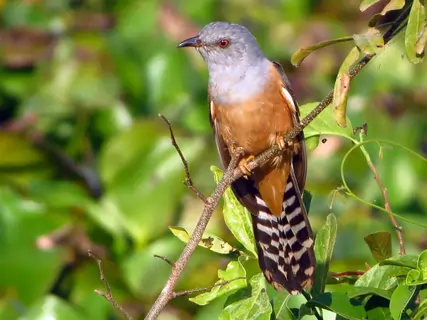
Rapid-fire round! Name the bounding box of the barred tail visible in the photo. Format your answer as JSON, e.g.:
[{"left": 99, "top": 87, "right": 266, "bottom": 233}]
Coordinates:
[{"left": 252, "top": 174, "right": 315, "bottom": 294}]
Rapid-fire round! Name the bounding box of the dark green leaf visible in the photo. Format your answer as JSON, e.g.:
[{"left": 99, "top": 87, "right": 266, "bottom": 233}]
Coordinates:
[
  {"left": 190, "top": 258, "right": 247, "bottom": 305},
  {"left": 389, "top": 284, "right": 417, "bottom": 320},
  {"left": 347, "top": 286, "right": 392, "bottom": 300},
  {"left": 312, "top": 213, "right": 337, "bottom": 295},
  {"left": 367, "top": 306, "right": 392, "bottom": 320},
  {"left": 211, "top": 166, "right": 257, "bottom": 257},
  {"left": 307, "top": 292, "right": 366, "bottom": 320},
  {"left": 220, "top": 273, "right": 272, "bottom": 320},
  {"left": 405, "top": 0, "right": 425, "bottom": 64},
  {"left": 364, "top": 232, "right": 392, "bottom": 262}
]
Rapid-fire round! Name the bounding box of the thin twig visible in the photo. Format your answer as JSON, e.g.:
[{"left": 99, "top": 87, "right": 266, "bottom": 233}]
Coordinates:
[
  {"left": 154, "top": 254, "right": 176, "bottom": 267},
  {"left": 330, "top": 270, "right": 365, "bottom": 278},
  {"left": 367, "top": 161, "right": 406, "bottom": 255},
  {"left": 88, "top": 251, "right": 134, "bottom": 320},
  {"left": 158, "top": 114, "right": 207, "bottom": 202},
  {"left": 145, "top": 9, "right": 411, "bottom": 319},
  {"left": 173, "top": 277, "right": 246, "bottom": 298}
]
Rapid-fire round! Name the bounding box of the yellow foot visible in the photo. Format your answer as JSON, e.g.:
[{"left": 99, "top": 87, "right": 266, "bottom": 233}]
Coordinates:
[
  {"left": 238, "top": 155, "right": 255, "bottom": 177},
  {"left": 276, "top": 136, "right": 297, "bottom": 153}
]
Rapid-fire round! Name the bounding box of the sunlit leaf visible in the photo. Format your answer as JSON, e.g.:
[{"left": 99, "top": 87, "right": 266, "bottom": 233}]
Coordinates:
[
  {"left": 20, "top": 295, "right": 84, "bottom": 320},
  {"left": 211, "top": 166, "right": 257, "bottom": 257},
  {"left": 353, "top": 28, "right": 385, "bottom": 54},
  {"left": 312, "top": 213, "right": 337, "bottom": 296},
  {"left": 418, "top": 249, "right": 427, "bottom": 279},
  {"left": 379, "top": 255, "right": 418, "bottom": 269},
  {"left": 412, "top": 298, "right": 427, "bottom": 319},
  {"left": 360, "top": 0, "right": 383, "bottom": 12},
  {"left": 169, "top": 226, "right": 237, "bottom": 254},
  {"left": 405, "top": 249, "right": 427, "bottom": 286},
  {"left": 299, "top": 102, "right": 354, "bottom": 140},
  {"left": 414, "top": 23, "right": 427, "bottom": 55},
  {"left": 333, "top": 46, "right": 360, "bottom": 127},
  {"left": 389, "top": 284, "right": 417, "bottom": 320},
  {"left": 291, "top": 37, "right": 353, "bottom": 67},
  {"left": 307, "top": 292, "right": 366, "bottom": 320},
  {"left": 355, "top": 264, "right": 398, "bottom": 290},
  {"left": 405, "top": 0, "right": 425, "bottom": 64},
  {"left": 219, "top": 273, "right": 272, "bottom": 320},
  {"left": 190, "top": 257, "right": 247, "bottom": 305},
  {"left": 364, "top": 231, "right": 392, "bottom": 262}
]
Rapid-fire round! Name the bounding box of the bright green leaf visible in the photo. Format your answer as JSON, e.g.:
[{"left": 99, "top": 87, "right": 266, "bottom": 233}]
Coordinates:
[
  {"left": 169, "top": 226, "right": 237, "bottom": 254},
  {"left": 414, "top": 23, "right": 427, "bottom": 55},
  {"left": 379, "top": 255, "right": 418, "bottom": 269},
  {"left": 307, "top": 292, "right": 366, "bottom": 320},
  {"left": 299, "top": 102, "right": 354, "bottom": 141},
  {"left": 405, "top": 0, "right": 425, "bottom": 64},
  {"left": 333, "top": 46, "right": 360, "bottom": 127},
  {"left": 312, "top": 213, "right": 337, "bottom": 296},
  {"left": 418, "top": 249, "right": 427, "bottom": 279},
  {"left": 291, "top": 37, "right": 353, "bottom": 67},
  {"left": 211, "top": 166, "right": 257, "bottom": 257},
  {"left": 190, "top": 257, "right": 247, "bottom": 305},
  {"left": 364, "top": 231, "right": 392, "bottom": 262},
  {"left": 219, "top": 273, "right": 272, "bottom": 320},
  {"left": 412, "top": 297, "right": 427, "bottom": 319},
  {"left": 270, "top": 293, "right": 295, "bottom": 320},
  {"left": 406, "top": 269, "right": 424, "bottom": 285},
  {"left": 19, "top": 295, "right": 84, "bottom": 320},
  {"left": 355, "top": 264, "right": 398, "bottom": 290},
  {"left": 390, "top": 284, "right": 417, "bottom": 320}
]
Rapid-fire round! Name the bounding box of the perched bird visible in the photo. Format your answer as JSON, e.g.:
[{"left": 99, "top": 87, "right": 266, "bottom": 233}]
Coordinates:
[{"left": 178, "top": 22, "right": 315, "bottom": 294}]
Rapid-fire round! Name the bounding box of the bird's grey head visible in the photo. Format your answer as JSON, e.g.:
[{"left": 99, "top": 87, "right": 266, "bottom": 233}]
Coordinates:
[{"left": 178, "top": 22, "right": 266, "bottom": 69}]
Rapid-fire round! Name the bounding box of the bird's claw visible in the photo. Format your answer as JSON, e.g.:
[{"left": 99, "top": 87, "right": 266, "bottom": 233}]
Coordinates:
[{"left": 238, "top": 155, "right": 255, "bottom": 178}]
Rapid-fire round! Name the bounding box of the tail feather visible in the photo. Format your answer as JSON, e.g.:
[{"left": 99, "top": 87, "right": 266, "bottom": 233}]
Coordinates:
[{"left": 252, "top": 173, "right": 315, "bottom": 294}]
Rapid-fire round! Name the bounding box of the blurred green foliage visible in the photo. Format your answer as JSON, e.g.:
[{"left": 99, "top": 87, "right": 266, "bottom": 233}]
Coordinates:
[{"left": 0, "top": 0, "right": 426, "bottom": 319}]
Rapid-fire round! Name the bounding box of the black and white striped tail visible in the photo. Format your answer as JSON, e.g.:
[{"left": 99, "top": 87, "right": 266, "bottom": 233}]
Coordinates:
[{"left": 252, "top": 174, "right": 315, "bottom": 294}]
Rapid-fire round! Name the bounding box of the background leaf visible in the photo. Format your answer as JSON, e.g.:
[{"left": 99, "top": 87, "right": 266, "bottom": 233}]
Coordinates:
[
  {"left": 364, "top": 231, "right": 392, "bottom": 262},
  {"left": 312, "top": 213, "right": 337, "bottom": 296}
]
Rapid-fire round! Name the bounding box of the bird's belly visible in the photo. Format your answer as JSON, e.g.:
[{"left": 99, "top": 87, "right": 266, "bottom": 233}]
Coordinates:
[{"left": 216, "top": 101, "right": 292, "bottom": 156}]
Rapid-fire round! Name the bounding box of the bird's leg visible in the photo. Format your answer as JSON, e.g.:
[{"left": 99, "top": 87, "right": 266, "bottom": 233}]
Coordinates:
[
  {"left": 276, "top": 135, "right": 299, "bottom": 154},
  {"left": 238, "top": 155, "right": 255, "bottom": 177}
]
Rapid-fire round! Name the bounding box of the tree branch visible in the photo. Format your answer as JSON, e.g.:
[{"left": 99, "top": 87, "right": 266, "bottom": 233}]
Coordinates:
[
  {"left": 158, "top": 113, "right": 207, "bottom": 202},
  {"left": 88, "top": 251, "right": 134, "bottom": 320},
  {"left": 145, "top": 8, "right": 411, "bottom": 319}
]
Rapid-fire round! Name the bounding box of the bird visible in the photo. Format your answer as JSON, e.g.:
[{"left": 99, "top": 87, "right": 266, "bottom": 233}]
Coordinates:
[{"left": 178, "top": 22, "right": 315, "bottom": 295}]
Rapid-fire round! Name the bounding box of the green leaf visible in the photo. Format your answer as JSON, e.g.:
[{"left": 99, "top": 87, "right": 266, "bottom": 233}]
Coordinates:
[
  {"left": 389, "top": 284, "right": 417, "bottom": 320},
  {"left": 20, "top": 295, "right": 84, "bottom": 320},
  {"left": 189, "top": 258, "right": 247, "bottom": 305},
  {"left": 347, "top": 286, "right": 392, "bottom": 300},
  {"left": 306, "top": 292, "right": 367, "bottom": 320},
  {"left": 299, "top": 102, "right": 354, "bottom": 141},
  {"left": 169, "top": 226, "right": 237, "bottom": 254},
  {"left": 291, "top": 37, "right": 353, "bottom": 67},
  {"left": 353, "top": 28, "right": 385, "bottom": 54},
  {"left": 355, "top": 264, "right": 398, "bottom": 290},
  {"left": 367, "top": 306, "right": 392, "bottom": 320},
  {"left": 270, "top": 293, "right": 295, "bottom": 320},
  {"left": 418, "top": 249, "right": 427, "bottom": 279},
  {"left": 312, "top": 213, "right": 337, "bottom": 295},
  {"left": 405, "top": 0, "right": 425, "bottom": 64},
  {"left": 364, "top": 231, "right": 392, "bottom": 262},
  {"left": 211, "top": 166, "right": 257, "bottom": 257},
  {"left": 219, "top": 273, "right": 272, "bottom": 320},
  {"left": 379, "top": 255, "right": 418, "bottom": 269},
  {"left": 414, "top": 23, "right": 427, "bottom": 56},
  {"left": 333, "top": 46, "right": 360, "bottom": 127},
  {"left": 405, "top": 250, "right": 427, "bottom": 286},
  {"left": 412, "top": 297, "right": 427, "bottom": 319}
]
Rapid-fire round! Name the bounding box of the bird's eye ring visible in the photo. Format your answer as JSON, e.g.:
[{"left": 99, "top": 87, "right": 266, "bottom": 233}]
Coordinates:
[{"left": 217, "top": 39, "right": 229, "bottom": 48}]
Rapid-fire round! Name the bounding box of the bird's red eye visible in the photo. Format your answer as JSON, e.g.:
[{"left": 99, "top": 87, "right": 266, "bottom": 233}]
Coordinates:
[{"left": 217, "top": 39, "right": 229, "bottom": 48}]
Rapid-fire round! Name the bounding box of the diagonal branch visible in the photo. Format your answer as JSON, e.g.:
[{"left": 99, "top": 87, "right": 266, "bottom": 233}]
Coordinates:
[{"left": 143, "top": 7, "right": 411, "bottom": 319}]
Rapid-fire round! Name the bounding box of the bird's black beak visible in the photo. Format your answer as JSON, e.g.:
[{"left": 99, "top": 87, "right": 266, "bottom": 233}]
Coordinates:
[{"left": 178, "top": 36, "right": 202, "bottom": 48}]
